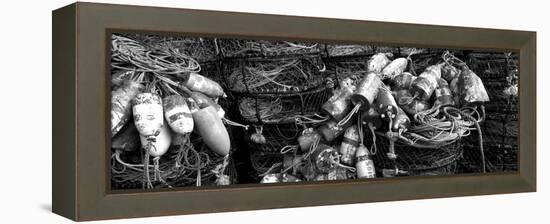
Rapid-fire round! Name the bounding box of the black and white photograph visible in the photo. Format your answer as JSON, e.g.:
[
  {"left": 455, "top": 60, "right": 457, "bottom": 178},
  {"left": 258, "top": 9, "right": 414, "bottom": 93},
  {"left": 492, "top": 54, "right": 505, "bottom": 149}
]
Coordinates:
[{"left": 109, "top": 33, "right": 519, "bottom": 190}]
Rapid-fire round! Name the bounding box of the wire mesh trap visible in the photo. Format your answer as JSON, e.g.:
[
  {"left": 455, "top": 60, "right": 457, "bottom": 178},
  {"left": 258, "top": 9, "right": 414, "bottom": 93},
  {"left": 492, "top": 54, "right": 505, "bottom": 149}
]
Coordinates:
[
  {"left": 367, "top": 132, "right": 463, "bottom": 174},
  {"left": 223, "top": 56, "right": 328, "bottom": 94},
  {"left": 235, "top": 85, "right": 332, "bottom": 124},
  {"left": 217, "top": 39, "right": 321, "bottom": 58}
]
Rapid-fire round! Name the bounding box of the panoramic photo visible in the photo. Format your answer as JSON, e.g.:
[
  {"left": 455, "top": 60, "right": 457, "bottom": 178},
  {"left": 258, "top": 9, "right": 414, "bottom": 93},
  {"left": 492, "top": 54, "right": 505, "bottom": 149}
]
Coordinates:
[{"left": 109, "top": 33, "right": 518, "bottom": 190}]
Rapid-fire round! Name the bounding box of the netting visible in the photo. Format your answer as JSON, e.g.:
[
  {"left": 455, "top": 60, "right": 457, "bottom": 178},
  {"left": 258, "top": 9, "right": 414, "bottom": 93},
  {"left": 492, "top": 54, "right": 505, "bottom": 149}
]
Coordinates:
[
  {"left": 235, "top": 86, "right": 332, "bottom": 124},
  {"left": 111, "top": 131, "right": 238, "bottom": 189},
  {"left": 223, "top": 56, "right": 327, "bottom": 94},
  {"left": 218, "top": 39, "right": 321, "bottom": 58},
  {"left": 245, "top": 122, "right": 302, "bottom": 153},
  {"left": 367, "top": 132, "right": 463, "bottom": 173}
]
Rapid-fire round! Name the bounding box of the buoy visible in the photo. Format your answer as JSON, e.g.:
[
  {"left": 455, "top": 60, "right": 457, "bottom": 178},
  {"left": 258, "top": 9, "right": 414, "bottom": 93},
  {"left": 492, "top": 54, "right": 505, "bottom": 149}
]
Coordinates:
[
  {"left": 339, "top": 125, "right": 360, "bottom": 165},
  {"left": 317, "top": 119, "right": 350, "bottom": 142},
  {"left": 410, "top": 64, "right": 443, "bottom": 101},
  {"left": 355, "top": 145, "right": 376, "bottom": 179},
  {"left": 314, "top": 167, "right": 349, "bottom": 181},
  {"left": 368, "top": 53, "right": 392, "bottom": 73},
  {"left": 376, "top": 86, "right": 398, "bottom": 122},
  {"left": 441, "top": 63, "right": 460, "bottom": 82},
  {"left": 381, "top": 57, "right": 408, "bottom": 80},
  {"left": 111, "top": 81, "right": 144, "bottom": 136},
  {"left": 392, "top": 106, "right": 410, "bottom": 132},
  {"left": 139, "top": 122, "right": 172, "bottom": 157},
  {"left": 132, "top": 93, "right": 164, "bottom": 138},
  {"left": 297, "top": 128, "right": 322, "bottom": 152},
  {"left": 393, "top": 89, "right": 430, "bottom": 116},
  {"left": 434, "top": 79, "right": 455, "bottom": 107},
  {"left": 351, "top": 72, "right": 383, "bottom": 111},
  {"left": 163, "top": 95, "right": 194, "bottom": 135},
  {"left": 457, "top": 67, "right": 490, "bottom": 106},
  {"left": 192, "top": 106, "right": 231, "bottom": 156},
  {"left": 179, "top": 72, "right": 225, "bottom": 98},
  {"left": 361, "top": 107, "right": 383, "bottom": 130},
  {"left": 311, "top": 144, "right": 340, "bottom": 174},
  {"left": 390, "top": 72, "right": 416, "bottom": 90},
  {"left": 189, "top": 91, "right": 225, "bottom": 118},
  {"left": 320, "top": 78, "right": 355, "bottom": 121}
]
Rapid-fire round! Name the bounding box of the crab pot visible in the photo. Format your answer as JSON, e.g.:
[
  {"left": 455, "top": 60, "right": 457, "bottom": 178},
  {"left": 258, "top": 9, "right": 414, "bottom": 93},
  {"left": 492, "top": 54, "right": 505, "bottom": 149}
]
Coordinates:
[
  {"left": 410, "top": 64, "right": 442, "bottom": 101},
  {"left": 311, "top": 144, "right": 340, "bottom": 174},
  {"left": 297, "top": 128, "right": 322, "bottom": 152},
  {"left": 339, "top": 125, "right": 360, "bottom": 165},
  {"left": 163, "top": 95, "right": 194, "bottom": 135},
  {"left": 434, "top": 79, "right": 455, "bottom": 107},
  {"left": 355, "top": 145, "right": 376, "bottom": 179},
  {"left": 179, "top": 72, "right": 225, "bottom": 98},
  {"left": 392, "top": 106, "right": 410, "bottom": 132},
  {"left": 192, "top": 106, "right": 231, "bottom": 156},
  {"left": 390, "top": 72, "right": 416, "bottom": 90},
  {"left": 317, "top": 119, "right": 351, "bottom": 142},
  {"left": 351, "top": 72, "right": 383, "bottom": 111},
  {"left": 457, "top": 67, "right": 490, "bottom": 106},
  {"left": 361, "top": 107, "right": 384, "bottom": 130},
  {"left": 139, "top": 122, "right": 172, "bottom": 157},
  {"left": 320, "top": 82, "right": 354, "bottom": 121},
  {"left": 132, "top": 93, "right": 164, "bottom": 138},
  {"left": 376, "top": 87, "right": 398, "bottom": 121}
]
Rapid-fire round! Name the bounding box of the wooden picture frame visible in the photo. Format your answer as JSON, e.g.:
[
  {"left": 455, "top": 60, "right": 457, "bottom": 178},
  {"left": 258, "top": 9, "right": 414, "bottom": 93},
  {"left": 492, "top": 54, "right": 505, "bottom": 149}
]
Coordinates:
[{"left": 52, "top": 2, "right": 536, "bottom": 221}]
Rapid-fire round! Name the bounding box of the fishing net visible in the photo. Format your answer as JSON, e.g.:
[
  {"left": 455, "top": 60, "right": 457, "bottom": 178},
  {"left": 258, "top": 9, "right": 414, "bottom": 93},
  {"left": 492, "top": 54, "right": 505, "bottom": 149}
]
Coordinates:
[
  {"left": 235, "top": 85, "right": 332, "bottom": 124},
  {"left": 111, "top": 129, "right": 238, "bottom": 190},
  {"left": 245, "top": 122, "right": 302, "bottom": 153},
  {"left": 324, "top": 44, "right": 375, "bottom": 57},
  {"left": 224, "top": 56, "right": 327, "bottom": 94},
  {"left": 249, "top": 151, "right": 284, "bottom": 180},
  {"left": 367, "top": 134, "right": 463, "bottom": 174},
  {"left": 467, "top": 52, "right": 519, "bottom": 113},
  {"left": 218, "top": 39, "right": 321, "bottom": 58}
]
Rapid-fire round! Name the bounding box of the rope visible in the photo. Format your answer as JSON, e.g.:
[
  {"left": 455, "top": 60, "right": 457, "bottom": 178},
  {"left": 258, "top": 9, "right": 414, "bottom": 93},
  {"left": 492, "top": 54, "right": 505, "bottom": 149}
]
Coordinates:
[{"left": 337, "top": 104, "right": 361, "bottom": 127}]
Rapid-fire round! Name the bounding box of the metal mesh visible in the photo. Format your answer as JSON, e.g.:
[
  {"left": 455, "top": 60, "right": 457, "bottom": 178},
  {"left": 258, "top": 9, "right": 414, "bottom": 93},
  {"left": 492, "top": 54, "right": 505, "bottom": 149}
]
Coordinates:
[
  {"left": 245, "top": 122, "right": 302, "bottom": 153},
  {"left": 235, "top": 86, "right": 332, "bottom": 124},
  {"left": 223, "top": 56, "right": 327, "bottom": 94},
  {"left": 366, "top": 132, "right": 463, "bottom": 172},
  {"left": 218, "top": 39, "right": 321, "bottom": 58},
  {"left": 122, "top": 33, "right": 219, "bottom": 63}
]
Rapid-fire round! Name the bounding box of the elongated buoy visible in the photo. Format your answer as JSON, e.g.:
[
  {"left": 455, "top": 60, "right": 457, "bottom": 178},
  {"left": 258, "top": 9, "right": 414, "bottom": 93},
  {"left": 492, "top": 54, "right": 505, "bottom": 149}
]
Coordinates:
[
  {"left": 434, "top": 79, "right": 455, "bottom": 107},
  {"left": 132, "top": 93, "right": 164, "bottom": 138},
  {"left": 368, "top": 53, "right": 392, "bottom": 73},
  {"left": 391, "top": 72, "right": 416, "bottom": 90},
  {"left": 190, "top": 91, "right": 225, "bottom": 118},
  {"left": 361, "top": 107, "right": 383, "bottom": 131},
  {"left": 355, "top": 145, "right": 376, "bottom": 179},
  {"left": 457, "top": 67, "right": 490, "bottom": 106},
  {"left": 392, "top": 106, "right": 410, "bottom": 132},
  {"left": 192, "top": 106, "right": 231, "bottom": 156},
  {"left": 139, "top": 123, "right": 172, "bottom": 157},
  {"left": 381, "top": 57, "right": 408, "bottom": 80},
  {"left": 351, "top": 72, "right": 383, "bottom": 111},
  {"left": 179, "top": 72, "right": 225, "bottom": 98},
  {"left": 339, "top": 125, "right": 359, "bottom": 165},
  {"left": 410, "top": 64, "right": 443, "bottom": 101},
  {"left": 163, "top": 95, "right": 193, "bottom": 135},
  {"left": 376, "top": 86, "right": 398, "bottom": 122},
  {"left": 317, "top": 119, "right": 350, "bottom": 142},
  {"left": 320, "top": 78, "right": 355, "bottom": 121}
]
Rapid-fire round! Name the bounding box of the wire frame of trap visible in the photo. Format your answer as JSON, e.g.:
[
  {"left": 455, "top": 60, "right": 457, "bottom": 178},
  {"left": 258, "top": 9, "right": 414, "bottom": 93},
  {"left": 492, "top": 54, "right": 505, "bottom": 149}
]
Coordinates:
[
  {"left": 110, "top": 127, "right": 239, "bottom": 190},
  {"left": 121, "top": 33, "right": 220, "bottom": 63},
  {"left": 217, "top": 39, "right": 321, "bottom": 59},
  {"left": 365, "top": 132, "right": 464, "bottom": 175},
  {"left": 222, "top": 56, "right": 328, "bottom": 94}
]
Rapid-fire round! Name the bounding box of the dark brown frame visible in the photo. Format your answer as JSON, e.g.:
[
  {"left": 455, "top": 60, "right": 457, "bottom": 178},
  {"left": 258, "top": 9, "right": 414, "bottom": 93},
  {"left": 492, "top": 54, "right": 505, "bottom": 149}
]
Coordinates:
[{"left": 53, "top": 2, "right": 536, "bottom": 221}]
